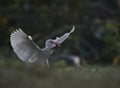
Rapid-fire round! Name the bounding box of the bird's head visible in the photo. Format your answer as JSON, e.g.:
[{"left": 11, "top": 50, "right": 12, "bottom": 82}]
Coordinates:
[{"left": 45, "top": 39, "right": 60, "bottom": 49}]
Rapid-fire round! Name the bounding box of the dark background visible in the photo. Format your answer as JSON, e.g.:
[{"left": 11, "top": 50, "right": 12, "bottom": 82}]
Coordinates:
[
  {"left": 1, "top": 0, "right": 120, "bottom": 65},
  {"left": 0, "top": 0, "right": 120, "bottom": 88}
]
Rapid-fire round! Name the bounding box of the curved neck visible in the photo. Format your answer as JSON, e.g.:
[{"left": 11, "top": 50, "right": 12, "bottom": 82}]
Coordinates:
[{"left": 42, "top": 46, "right": 53, "bottom": 54}]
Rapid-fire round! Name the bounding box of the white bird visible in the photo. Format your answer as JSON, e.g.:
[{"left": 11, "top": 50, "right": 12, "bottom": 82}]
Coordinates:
[{"left": 10, "top": 26, "right": 75, "bottom": 68}]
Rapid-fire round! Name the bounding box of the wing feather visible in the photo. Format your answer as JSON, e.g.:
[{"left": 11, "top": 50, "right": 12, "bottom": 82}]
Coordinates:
[
  {"left": 54, "top": 26, "right": 75, "bottom": 44},
  {"left": 10, "top": 29, "right": 41, "bottom": 63}
]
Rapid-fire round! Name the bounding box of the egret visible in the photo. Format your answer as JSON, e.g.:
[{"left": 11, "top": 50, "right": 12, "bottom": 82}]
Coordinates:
[{"left": 10, "top": 26, "right": 75, "bottom": 68}]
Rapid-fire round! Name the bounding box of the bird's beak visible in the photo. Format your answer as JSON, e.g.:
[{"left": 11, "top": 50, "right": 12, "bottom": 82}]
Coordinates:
[
  {"left": 55, "top": 42, "right": 60, "bottom": 47},
  {"left": 51, "top": 40, "right": 60, "bottom": 47}
]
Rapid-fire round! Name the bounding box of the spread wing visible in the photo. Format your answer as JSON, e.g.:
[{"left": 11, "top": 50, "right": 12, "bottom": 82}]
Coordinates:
[
  {"left": 54, "top": 26, "right": 75, "bottom": 44},
  {"left": 10, "top": 28, "right": 42, "bottom": 63}
]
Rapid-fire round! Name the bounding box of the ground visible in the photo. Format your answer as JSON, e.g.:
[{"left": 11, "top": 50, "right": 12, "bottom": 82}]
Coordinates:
[{"left": 0, "top": 61, "right": 120, "bottom": 88}]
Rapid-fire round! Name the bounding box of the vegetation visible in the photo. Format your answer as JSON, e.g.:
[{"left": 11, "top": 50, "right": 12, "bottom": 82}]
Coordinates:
[
  {"left": 1, "top": 0, "right": 120, "bottom": 64},
  {"left": 0, "top": 61, "right": 120, "bottom": 88},
  {"left": 0, "top": 0, "right": 120, "bottom": 88}
]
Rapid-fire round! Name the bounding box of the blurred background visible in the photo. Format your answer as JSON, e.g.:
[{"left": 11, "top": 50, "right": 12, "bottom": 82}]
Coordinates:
[{"left": 0, "top": 0, "right": 120, "bottom": 88}]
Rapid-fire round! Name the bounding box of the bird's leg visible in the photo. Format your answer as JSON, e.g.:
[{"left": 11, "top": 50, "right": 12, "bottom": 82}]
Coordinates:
[{"left": 45, "top": 59, "right": 49, "bottom": 68}]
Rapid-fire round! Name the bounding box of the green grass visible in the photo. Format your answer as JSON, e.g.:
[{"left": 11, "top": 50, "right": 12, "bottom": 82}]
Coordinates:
[
  {"left": 0, "top": 65, "right": 120, "bottom": 88},
  {"left": 0, "top": 56, "right": 120, "bottom": 88}
]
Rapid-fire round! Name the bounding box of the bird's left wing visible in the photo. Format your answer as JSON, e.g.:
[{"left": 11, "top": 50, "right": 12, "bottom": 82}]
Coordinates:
[
  {"left": 10, "top": 29, "right": 42, "bottom": 63},
  {"left": 54, "top": 26, "right": 75, "bottom": 44}
]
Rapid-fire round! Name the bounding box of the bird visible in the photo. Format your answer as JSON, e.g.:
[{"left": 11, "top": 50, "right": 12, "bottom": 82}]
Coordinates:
[{"left": 10, "top": 26, "right": 75, "bottom": 68}]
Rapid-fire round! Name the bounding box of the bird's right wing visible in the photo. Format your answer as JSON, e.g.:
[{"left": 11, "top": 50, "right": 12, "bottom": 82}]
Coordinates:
[
  {"left": 54, "top": 26, "right": 75, "bottom": 44},
  {"left": 10, "top": 29, "right": 42, "bottom": 63}
]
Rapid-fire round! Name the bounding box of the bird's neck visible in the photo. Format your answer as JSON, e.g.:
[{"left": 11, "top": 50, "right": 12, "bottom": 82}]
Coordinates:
[{"left": 42, "top": 46, "right": 53, "bottom": 54}]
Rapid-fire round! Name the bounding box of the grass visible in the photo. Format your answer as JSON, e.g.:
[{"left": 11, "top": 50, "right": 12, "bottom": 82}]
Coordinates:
[
  {"left": 0, "top": 65, "right": 120, "bottom": 88},
  {"left": 0, "top": 55, "right": 120, "bottom": 88}
]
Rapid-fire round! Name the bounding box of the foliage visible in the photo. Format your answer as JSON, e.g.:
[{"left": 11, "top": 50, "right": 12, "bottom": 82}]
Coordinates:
[
  {"left": 0, "top": 62, "right": 120, "bottom": 88},
  {"left": 0, "top": 0, "right": 120, "bottom": 64}
]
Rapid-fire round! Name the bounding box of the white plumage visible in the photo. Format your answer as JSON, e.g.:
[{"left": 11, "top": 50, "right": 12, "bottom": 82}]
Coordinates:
[{"left": 10, "top": 26, "right": 75, "bottom": 67}]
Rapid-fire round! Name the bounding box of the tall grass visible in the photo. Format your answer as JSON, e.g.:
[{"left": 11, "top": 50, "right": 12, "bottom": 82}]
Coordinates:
[
  {"left": 0, "top": 66, "right": 120, "bottom": 88},
  {"left": 0, "top": 55, "right": 120, "bottom": 88}
]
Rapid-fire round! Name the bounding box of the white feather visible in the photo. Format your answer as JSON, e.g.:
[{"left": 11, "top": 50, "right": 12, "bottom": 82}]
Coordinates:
[{"left": 69, "top": 25, "right": 75, "bottom": 34}]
